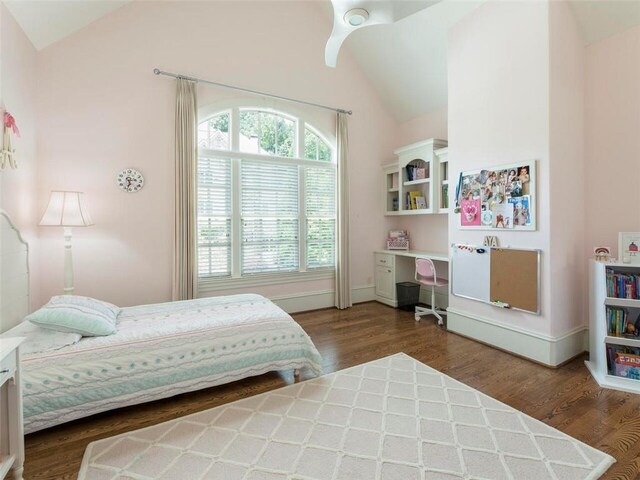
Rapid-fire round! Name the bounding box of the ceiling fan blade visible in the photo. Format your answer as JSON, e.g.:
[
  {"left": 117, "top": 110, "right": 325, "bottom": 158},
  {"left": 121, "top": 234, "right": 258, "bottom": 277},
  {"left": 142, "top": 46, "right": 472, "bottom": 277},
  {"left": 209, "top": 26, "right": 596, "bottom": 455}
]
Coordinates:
[
  {"left": 325, "top": 1, "right": 394, "bottom": 67},
  {"left": 325, "top": 23, "right": 351, "bottom": 68}
]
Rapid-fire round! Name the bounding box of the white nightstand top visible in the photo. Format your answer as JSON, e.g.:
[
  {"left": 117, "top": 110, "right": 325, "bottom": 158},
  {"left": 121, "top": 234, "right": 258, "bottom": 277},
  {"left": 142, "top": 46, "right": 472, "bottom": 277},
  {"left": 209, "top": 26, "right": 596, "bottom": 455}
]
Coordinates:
[{"left": 0, "top": 337, "right": 25, "bottom": 360}]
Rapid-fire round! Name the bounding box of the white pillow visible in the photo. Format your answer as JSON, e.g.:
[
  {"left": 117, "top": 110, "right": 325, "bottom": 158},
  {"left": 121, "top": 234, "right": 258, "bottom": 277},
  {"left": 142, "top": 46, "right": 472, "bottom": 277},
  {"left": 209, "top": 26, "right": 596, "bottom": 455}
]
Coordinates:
[{"left": 26, "top": 295, "right": 121, "bottom": 337}]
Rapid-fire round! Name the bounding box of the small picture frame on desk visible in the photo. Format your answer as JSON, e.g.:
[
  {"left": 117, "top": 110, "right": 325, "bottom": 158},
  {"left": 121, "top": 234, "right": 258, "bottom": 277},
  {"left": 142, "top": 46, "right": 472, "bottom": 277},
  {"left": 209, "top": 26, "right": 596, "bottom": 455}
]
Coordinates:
[{"left": 619, "top": 232, "right": 640, "bottom": 264}]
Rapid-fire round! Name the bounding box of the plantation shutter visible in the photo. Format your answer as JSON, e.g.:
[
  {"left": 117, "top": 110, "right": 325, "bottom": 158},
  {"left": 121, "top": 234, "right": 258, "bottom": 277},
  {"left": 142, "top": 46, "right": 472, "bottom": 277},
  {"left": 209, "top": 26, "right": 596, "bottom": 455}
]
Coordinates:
[
  {"left": 197, "top": 156, "right": 231, "bottom": 277},
  {"left": 306, "top": 167, "right": 336, "bottom": 269},
  {"left": 241, "top": 160, "right": 299, "bottom": 274}
]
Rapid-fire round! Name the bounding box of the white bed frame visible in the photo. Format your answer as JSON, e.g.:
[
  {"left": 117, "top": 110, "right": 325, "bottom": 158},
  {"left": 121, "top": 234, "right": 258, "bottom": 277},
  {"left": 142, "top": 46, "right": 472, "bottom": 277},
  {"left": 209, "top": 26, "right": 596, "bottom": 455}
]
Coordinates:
[{"left": 0, "top": 211, "right": 30, "bottom": 334}]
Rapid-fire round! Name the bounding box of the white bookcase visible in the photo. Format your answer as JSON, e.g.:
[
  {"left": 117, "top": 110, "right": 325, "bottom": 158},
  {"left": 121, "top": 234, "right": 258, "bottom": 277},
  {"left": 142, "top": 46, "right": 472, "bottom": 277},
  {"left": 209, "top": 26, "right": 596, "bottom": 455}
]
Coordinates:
[
  {"left": 435, "top": 147, "right": 449, "bottom": 214},
  {"left": 384, "top": 139, "right": 448, "bottom": 216},
  {"left": 586, "top": 259, "right": 640, "bottom": 394}
]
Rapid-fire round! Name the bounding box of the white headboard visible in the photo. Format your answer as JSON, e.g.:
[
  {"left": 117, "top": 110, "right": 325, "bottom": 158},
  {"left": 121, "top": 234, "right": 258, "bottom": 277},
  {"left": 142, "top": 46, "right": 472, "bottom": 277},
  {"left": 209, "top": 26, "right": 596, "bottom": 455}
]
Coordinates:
[{"left": 0, "top": 211, "right": 30, "bottom": 333}]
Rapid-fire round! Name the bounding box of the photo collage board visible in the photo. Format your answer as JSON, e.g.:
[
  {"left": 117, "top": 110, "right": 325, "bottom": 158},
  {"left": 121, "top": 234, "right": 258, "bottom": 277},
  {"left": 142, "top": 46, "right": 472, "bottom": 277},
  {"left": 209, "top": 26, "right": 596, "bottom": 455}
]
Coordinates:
[{"left": 458, "top": 161, "right": 536, "bottom": 230}]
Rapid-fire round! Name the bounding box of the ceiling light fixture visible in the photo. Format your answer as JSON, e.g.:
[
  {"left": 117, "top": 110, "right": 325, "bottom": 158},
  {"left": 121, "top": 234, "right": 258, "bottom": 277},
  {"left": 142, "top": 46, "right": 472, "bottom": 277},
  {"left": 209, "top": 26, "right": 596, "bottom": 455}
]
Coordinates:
[{"left": 344, "top": 8, "right": 369, "bottom": 27}]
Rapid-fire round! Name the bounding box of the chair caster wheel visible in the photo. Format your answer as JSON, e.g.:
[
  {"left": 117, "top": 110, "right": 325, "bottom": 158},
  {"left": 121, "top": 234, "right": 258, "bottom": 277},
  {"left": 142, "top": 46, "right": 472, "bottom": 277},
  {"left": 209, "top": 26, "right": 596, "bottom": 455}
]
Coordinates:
[{"left": 415, "top": 315, "right": 421, "bottom": 321}]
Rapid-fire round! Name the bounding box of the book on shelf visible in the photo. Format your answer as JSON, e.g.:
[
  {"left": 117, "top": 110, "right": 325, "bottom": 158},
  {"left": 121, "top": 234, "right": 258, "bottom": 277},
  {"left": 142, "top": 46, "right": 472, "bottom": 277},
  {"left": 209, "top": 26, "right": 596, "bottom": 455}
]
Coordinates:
[
  {"left": 406, "top": 165, "right": 415, "bottom": 182},
  {"left": 442, "top": 184, "right": 449, "bottom": 209},
  {"left": 405, "top": 164, "right": 429, "bottom": 182},
  {"left": 606, "top": 306, "right": 640, "bottom": 337},
  {"left": 606, "top": 268, "right": 640, "bottom": 299},
  {"left": 409, "top": 191, "right": 422, "bottom": 209},
  {"left": 415, "top": 196, "right": 427, "bottom": 209},
  {"left": 606, "top": 344, "right": 640, "bottom": 379}
]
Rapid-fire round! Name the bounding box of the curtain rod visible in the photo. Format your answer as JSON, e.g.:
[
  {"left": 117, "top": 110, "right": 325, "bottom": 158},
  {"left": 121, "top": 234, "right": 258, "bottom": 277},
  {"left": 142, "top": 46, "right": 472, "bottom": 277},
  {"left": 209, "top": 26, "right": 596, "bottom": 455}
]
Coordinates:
[{"left": 153, "top": 68, "right": 352, "bottom": 116}]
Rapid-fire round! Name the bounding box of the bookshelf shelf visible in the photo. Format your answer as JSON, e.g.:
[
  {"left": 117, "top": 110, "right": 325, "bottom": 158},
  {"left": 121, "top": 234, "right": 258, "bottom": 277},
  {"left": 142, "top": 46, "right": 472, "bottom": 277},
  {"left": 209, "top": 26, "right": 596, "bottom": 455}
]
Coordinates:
[
  {"left": 384, "top": 139, "right": 448, "bottom": 216},
  {"left": 605, "top": 335, "right": 640, "bottom": 347},
  {"left": 435, "top": 147, "right": 449, "bottom": 212},
  {"left": 604, "top": 297, "right": 640, "bottom": 308},
  {"left": 588, "top": 260, "right": 640, "bottom": 393},
  {"left": 585, "top": 361, "right": 640, "bottom": 395},
  {"left": 403, "top": 179, "right": 431, "bottom": 186}
]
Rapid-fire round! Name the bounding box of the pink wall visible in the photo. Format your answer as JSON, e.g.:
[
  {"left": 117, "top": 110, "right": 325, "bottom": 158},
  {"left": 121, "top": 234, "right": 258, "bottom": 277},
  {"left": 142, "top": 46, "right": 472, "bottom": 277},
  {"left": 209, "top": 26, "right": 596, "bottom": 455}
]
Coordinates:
[
  {"left": 448, "top": 0, "right": 553, "bottom": 335},
  {"left": 389, "top": 106, "right": 449, "bottom": 253},
  {"left": 35, "top": 1, "right": 397, "bottom": 307},
  {"left": 0, "top": 4, "right": 39, "bottom": 306},
  {"left": 585, "top": 25, "right": 640, "bottom": 260},
  {"left": 395, "top": 107, "right": 448, "bottom": 147},
  {"left": 549, "top": 0, "right": 586, "bottom": 335}
]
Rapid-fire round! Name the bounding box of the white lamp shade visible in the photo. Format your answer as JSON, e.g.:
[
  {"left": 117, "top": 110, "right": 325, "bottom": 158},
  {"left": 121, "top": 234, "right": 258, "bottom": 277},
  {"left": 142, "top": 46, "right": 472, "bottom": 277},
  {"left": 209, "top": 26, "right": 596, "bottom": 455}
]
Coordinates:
[{"left": 39, "top": 191, "right": 94, "bottom": 227}]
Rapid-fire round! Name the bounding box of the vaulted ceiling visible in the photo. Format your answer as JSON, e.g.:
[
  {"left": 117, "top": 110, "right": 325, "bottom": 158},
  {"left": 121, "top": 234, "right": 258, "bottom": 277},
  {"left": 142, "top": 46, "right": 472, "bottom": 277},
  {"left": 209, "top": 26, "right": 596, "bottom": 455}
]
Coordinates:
[{"left": 5, "top": 0, "right": 640, "bottom": 122}]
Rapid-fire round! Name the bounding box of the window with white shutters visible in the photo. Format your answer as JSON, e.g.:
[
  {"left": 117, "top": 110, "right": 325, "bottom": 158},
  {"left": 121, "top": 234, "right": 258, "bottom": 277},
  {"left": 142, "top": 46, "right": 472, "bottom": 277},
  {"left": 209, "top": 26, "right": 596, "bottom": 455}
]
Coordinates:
[
  {"left": 305, "top": 167, "right": 336, "bottom": 269},
  {"left": 197, "top": 107, "right": 335, "bottom": 286},
  {"left": 241, "top": 161, "right": 299, "bottom": 274},
  {"left": 197, "top": 157, "right": 231, "bottom": 277}
]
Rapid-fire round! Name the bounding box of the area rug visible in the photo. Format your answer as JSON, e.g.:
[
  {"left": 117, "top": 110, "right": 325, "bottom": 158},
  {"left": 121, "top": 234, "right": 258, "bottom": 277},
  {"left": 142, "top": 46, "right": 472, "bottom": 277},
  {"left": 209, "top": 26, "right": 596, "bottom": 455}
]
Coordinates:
[{"left": 78, "top": 353, "right": 615, "bottom": 480}]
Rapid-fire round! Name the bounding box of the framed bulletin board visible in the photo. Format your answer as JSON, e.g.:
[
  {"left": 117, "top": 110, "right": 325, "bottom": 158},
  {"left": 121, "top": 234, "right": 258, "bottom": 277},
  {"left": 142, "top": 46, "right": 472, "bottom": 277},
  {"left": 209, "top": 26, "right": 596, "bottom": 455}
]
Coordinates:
[
  {"left": 490, "top": 248, "right": 540, "bottom": 314},
  {"left": 457, "top": 160, "right": 536, "bottom": 231}
]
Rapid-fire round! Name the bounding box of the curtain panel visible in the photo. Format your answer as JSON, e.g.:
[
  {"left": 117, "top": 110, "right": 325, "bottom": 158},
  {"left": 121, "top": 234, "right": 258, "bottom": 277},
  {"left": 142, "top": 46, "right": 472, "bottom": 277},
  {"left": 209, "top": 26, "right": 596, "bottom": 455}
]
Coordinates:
[
  {"left": 173, "top": 79, "right": 198, "bottom": 301},
  {"left": 335, "top": 112, "right": 351, "bottom": 309}
]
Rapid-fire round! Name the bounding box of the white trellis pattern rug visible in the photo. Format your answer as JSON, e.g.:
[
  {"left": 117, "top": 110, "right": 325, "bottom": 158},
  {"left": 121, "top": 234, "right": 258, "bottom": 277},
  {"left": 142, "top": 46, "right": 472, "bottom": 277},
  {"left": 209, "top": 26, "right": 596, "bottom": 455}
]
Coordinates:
[{"left": 79, "top": 353, "right": 615, "bottom": 480}]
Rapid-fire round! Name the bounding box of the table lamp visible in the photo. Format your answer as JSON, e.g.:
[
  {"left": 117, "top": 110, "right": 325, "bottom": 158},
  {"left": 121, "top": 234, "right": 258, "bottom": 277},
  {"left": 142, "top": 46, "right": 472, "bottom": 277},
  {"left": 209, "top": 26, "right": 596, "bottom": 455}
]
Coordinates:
[{"left": 39, "top": 191, "right": 93, "bottom": 294}]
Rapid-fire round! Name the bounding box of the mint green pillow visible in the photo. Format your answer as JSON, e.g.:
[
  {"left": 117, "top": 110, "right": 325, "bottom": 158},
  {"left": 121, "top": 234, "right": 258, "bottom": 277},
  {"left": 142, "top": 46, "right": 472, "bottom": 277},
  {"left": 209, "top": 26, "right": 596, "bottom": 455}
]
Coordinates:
[{"left": 26, "top": 295, "right": 121, "bottom": 337}]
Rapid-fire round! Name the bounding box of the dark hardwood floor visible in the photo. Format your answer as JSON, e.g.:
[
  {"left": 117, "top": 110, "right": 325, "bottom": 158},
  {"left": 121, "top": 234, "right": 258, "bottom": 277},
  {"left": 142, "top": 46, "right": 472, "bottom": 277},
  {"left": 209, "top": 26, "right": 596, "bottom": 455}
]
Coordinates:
[{"left": 23, "top": 302, "right": 640, "bottom": 479}]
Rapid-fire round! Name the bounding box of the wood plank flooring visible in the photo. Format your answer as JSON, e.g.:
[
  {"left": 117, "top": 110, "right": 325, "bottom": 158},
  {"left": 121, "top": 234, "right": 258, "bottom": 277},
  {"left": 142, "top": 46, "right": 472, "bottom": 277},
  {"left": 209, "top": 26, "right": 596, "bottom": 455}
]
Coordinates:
[{"left": 23, "top": 302, "right": 640, "bottom": 479}]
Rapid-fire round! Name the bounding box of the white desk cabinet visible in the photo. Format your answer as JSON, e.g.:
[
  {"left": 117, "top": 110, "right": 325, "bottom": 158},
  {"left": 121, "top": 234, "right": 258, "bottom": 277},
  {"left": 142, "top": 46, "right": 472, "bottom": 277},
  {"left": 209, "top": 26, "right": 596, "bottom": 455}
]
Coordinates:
[
  {"left": 375, "top": 253, "right": 396, "bottom": 298},
  {"left": 0, "top": 338, "right": 24, "bottom": 480},
  {"left": 374, "top": 250, "right": 449, "bottom": 308}
]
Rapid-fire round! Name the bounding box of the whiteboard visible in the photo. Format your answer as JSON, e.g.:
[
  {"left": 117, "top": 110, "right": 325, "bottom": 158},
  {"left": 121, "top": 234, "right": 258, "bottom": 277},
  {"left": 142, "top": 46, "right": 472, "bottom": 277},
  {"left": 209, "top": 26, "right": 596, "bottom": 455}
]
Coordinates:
[{"left": 451, "top": 245, "right": 490, "bottom": 302}]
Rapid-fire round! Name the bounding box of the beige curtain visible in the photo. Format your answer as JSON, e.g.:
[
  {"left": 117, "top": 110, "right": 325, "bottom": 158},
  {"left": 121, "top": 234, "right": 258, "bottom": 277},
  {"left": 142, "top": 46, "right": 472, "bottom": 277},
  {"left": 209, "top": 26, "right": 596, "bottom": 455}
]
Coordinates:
[
  {"left": 173, "top": 79, "right": 198, "bottom": 301},
  {"left": 335, "top": 112, "right": 351, "bottom": 309}
]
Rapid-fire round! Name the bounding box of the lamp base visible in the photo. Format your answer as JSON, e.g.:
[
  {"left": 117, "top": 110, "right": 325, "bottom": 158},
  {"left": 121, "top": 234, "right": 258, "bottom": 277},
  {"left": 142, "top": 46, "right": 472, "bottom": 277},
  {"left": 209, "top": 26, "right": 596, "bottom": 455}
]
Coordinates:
[{"left": 63, "top": 227, "right": 74, "bottom": 295}]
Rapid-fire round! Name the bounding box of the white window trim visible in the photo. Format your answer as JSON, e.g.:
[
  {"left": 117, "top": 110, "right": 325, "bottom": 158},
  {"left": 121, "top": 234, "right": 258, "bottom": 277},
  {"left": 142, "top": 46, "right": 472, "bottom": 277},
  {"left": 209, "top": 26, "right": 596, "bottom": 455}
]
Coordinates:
[
  {"left": 199, "top": 269, "right": 335, "bottom": 293},
  {"left": 197, "top": 106, "right": 336, "bottom": 293}
]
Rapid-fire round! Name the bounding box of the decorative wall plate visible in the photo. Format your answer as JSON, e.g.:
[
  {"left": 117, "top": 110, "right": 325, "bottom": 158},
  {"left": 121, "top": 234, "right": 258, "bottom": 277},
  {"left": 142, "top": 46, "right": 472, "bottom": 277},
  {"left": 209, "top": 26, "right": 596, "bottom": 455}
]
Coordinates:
[{"left": 117, "top": 168, "right": 144, "bottom": 193}]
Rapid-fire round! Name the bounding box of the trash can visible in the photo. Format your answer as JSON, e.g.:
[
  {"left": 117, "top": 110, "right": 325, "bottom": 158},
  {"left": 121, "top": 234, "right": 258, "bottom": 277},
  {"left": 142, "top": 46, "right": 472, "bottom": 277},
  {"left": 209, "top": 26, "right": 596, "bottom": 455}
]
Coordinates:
[{"left": 396, "top": 282, "right": 420, "bottom": 311}]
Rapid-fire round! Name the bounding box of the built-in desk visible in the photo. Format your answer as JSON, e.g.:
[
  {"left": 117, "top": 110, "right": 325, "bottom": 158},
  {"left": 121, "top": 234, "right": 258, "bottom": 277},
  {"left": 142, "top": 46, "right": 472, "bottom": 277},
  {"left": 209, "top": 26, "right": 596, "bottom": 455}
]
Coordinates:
[{"left": 373, "top": 249, "right": 449, "bottom": 308}]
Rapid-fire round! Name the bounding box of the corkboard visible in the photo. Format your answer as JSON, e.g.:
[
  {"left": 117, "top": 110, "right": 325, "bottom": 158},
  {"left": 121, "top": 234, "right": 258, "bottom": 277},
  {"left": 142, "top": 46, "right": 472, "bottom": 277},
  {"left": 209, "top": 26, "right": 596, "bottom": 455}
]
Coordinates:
[{"left": 490, "top": 248, "right": 539, "bottom": 313}]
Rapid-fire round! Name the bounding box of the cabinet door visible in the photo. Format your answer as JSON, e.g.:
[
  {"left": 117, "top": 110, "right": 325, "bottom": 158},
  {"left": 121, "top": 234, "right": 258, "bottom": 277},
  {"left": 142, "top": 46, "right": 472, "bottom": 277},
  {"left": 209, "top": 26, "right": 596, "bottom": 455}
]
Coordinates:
[{"left": 375, "top": 265, "right": 395, "bottom": 300}]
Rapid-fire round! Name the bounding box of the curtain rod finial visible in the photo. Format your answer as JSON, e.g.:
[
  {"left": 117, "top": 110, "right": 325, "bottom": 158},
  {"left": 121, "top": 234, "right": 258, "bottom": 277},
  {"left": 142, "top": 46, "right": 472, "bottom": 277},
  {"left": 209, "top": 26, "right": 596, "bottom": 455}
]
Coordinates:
[{"left": 153, "top": 68, "right": 160, "bottom": 75}]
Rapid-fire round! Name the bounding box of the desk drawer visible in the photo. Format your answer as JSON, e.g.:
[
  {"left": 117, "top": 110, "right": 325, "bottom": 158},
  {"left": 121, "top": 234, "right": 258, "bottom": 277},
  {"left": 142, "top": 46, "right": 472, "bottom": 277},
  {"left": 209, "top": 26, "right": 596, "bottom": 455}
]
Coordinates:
[
  {"left": 0, "top": 351, "right": 16, "bottom": 384},
  {"left": 375, "top": 253, "right": 395, "bottom": 267}
]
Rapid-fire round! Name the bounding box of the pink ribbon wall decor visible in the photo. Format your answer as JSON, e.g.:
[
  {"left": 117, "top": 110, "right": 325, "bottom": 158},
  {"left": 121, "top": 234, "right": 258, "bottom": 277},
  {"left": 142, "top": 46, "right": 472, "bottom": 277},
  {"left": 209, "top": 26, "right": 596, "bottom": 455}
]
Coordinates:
[{"left": 3, "top": 112, "right": 20, "bottom": 137}]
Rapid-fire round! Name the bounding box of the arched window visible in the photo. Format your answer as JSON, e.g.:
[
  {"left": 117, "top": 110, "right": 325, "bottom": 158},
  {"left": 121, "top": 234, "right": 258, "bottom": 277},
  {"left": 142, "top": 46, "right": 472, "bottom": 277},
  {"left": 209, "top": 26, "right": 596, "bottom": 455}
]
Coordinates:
[{"left": 197, "top": 107, "right": 335, "bottom": 285}]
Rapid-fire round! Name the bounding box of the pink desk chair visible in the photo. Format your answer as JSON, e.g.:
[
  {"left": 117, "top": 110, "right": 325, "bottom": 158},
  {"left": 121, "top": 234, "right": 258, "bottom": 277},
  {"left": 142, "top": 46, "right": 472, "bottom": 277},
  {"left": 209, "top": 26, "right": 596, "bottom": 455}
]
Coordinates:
[{"left": 414, "top": 258, "right": 448, "bottom": 326}]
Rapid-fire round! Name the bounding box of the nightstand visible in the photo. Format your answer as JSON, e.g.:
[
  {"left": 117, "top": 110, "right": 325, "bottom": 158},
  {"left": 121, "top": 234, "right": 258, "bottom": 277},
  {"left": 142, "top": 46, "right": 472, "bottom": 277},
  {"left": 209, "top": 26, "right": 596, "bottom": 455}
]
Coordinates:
[{"left": 0, "top": 338, "right": 24, "bottom": 480}]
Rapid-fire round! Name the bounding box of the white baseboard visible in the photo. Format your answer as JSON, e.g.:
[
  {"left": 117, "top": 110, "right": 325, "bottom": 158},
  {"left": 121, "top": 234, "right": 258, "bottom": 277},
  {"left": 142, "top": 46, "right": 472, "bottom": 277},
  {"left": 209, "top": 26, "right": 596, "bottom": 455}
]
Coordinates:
[
  {"left": 352, "top": 285, "right": 376, "bottom": 304},
  {"left": 270, "top": 285, "right": 375, "bottom": 314},
  {"left": 447, "top": 307, "right": 588, "bottom": 367}
]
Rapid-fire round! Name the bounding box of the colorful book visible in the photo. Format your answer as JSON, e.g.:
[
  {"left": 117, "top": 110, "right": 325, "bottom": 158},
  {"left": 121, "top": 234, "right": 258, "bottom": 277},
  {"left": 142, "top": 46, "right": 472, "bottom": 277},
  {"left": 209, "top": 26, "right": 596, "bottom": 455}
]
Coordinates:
[{"left": 409, "top": 191, "right": 422, "bottom": 210}]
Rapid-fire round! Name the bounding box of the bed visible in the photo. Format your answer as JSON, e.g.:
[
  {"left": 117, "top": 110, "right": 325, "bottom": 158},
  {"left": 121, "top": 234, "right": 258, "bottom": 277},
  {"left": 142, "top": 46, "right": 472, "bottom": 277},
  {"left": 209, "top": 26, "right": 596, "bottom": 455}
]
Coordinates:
[{"left": 0, "top": 212, "right": 322, "bottom": 434}]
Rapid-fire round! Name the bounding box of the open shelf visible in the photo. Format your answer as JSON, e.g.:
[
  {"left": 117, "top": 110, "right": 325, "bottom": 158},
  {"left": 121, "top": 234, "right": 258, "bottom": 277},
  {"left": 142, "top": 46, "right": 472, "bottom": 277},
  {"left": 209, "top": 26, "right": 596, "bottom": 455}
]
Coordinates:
[
  {"left": 605, "top": 335, "right": 640, "bottom": 347},
  {"left": 605, "top": 297, "right": 640, "bottom": 308},
  {"left": 589, "top": 260, "right": 640, "bottom": 394},
  {"left": 386, "top": 139, "right": 448, "bottom": 216},
  {"left": 404, "top": 179, "right": 431, "bottom": 186}
]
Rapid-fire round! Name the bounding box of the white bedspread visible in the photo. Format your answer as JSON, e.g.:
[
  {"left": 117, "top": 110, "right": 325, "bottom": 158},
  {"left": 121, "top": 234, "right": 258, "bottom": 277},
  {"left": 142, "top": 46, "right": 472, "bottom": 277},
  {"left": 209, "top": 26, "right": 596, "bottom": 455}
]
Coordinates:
[
  {"left": 1, "top": 321, "right": 81, "bottom": 355},
  {"left": 20, "top": 294, "right": 322, "bottom": 433}
]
